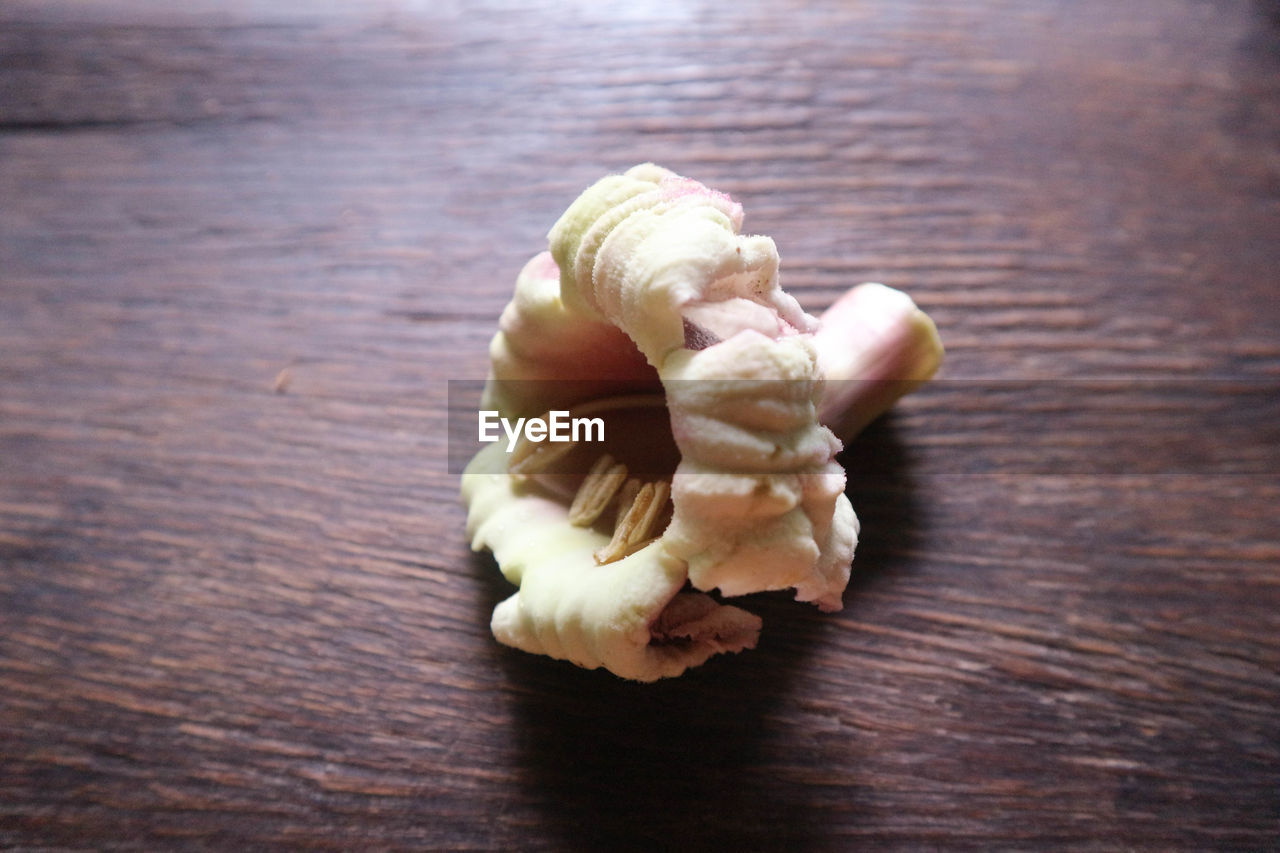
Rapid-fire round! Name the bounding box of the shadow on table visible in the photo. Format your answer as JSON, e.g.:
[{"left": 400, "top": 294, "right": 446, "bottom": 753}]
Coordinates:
[{"left": 471, "top": 417, "right": 919, "bottom": 851}]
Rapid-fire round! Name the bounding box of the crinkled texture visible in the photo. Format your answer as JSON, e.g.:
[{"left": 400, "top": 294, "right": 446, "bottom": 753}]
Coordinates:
[
  {"left": 546, "top": 165, "right": 856, "bottom": 611},
  {"left": 463, "top": 443, "right": 760, "bottom": 683},
  {"left": 658, "top": 333, "right": 853, "bottom": 608},
  {"left": 461, "top": 164, "right": 941, "bottom": 680},
  {"left": 550, "top": 165, "right": 815, "bottom": 364}
]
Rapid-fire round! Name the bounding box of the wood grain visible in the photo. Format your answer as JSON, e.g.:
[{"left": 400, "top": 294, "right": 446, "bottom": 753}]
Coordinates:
[{"left": 2, "top": 0, "right": 1278, "bottom": 849}]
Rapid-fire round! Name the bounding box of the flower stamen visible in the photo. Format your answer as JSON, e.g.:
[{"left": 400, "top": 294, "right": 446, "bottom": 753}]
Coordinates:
[
  {"left": 568, "top": 454, "right": 628, "bottom": 526},
  {"left": 596, "top": 479, "right": 670, "bottom": 564}
]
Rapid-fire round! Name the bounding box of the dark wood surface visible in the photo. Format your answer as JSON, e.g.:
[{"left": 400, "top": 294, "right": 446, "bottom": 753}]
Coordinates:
[{"left": 3, "top": 1, "right": 1278, "bottom": 849}]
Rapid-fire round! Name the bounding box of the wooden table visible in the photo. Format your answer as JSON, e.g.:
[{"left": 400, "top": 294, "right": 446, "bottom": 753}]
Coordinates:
[{"left": 3, "top": 1, "right": 1277, "bottom": 848}]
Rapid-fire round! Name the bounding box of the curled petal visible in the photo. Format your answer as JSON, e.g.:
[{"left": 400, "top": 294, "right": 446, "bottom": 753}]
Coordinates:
[{"left": 462, "top": 166, "right": 941, "bottom": 680}]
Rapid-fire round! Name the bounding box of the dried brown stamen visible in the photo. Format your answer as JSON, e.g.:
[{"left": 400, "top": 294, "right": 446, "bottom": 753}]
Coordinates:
[
  {"left": 615, "top": 478, "right": 641, "bottom": 527},
  {"left": 595, "top": 479, "right": 670, "bottom": 565},
  {"left": 568, "top": 454, "right": 628, "bottom": 527}
]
